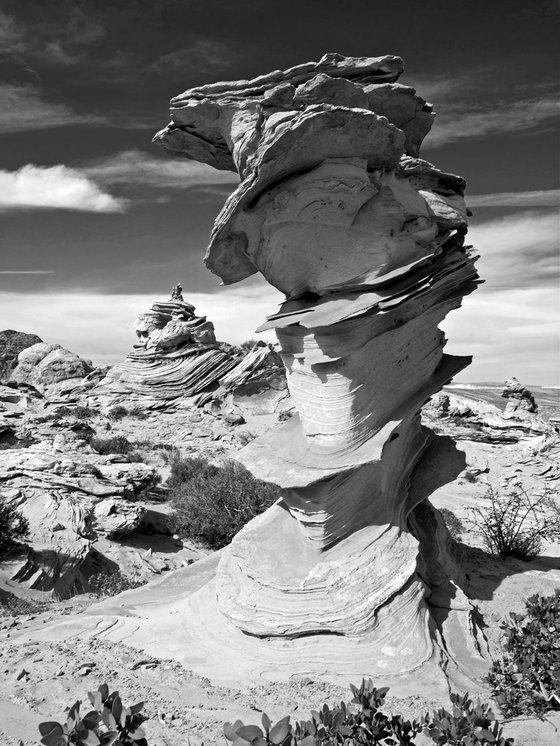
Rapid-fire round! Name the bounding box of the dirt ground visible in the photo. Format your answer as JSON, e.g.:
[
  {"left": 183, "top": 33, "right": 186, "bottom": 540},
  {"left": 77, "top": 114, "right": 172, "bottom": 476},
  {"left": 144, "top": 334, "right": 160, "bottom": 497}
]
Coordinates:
[{"left": 1, "top": 402, "right": 559, "bottom": 745}]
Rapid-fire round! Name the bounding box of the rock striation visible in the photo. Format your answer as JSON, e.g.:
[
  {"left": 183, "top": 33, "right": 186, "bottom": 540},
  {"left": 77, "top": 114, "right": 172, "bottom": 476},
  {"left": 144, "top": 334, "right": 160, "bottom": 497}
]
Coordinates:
[
  {"left": 155, "top": 51, "right": 479, "bottom": 647},
  {"left": 101, "top": 291, "right": 237, "bottom": 401},
  {"left": 0, "top": 446, "right": 158, "bottom": 598}
]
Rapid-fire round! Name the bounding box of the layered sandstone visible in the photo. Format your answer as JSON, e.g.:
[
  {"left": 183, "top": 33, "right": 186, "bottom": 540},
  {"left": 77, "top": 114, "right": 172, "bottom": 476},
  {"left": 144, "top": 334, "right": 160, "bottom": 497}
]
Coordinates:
[
  {"left": 154, "top": 51, "right": 480, "bottom": 654},
  {"left": 100, "top": 291, "right": 237, "bottom": 401},
  {"left": 16, "top": 54, "right": 483, "bottom": 685}
]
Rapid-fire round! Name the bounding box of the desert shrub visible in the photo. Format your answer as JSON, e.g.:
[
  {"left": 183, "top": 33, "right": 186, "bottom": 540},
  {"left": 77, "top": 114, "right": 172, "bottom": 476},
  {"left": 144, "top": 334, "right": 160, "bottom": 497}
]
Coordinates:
[
  {"left": 31, "top": 682, "right": 148, "bottom": 746},
  {"left": 90, "top": 435, "right": 133, "bottom": 455},
  {"left": 467, "top": 484, "right": 560, "bottom": 560},
  {"left": 240, "top": 339, "right": 262, "bottom": 352},
  {"left": 88, "top": 569, "right": 144, "bottom": 597},
  {"left": 169, "top": 456, "right": 281, "bottom": 548},
  {"left": 0, "top": 501, "right": 29, "bottom": 558},
  {"left": 73, "top": 405, "right": 98, "bottom": 420},
  {"left": 108, "top": 405, "right": 128, "bottom": 421},
  {"left": 463, "top": 471, "right": 478, "bottom": 484},
  {"left": 128, "top": 405, "right": 148, "bottom": 420},
  {"left": 487, "top": 589, "right": 560, "bottom": 717},
  {"left": 52, "top": 405, "right": 73, "bottom": 418},
  {"left": 439, "top": 508, "right": 465, "bottom": 541},
  {"left": 225, "top": 679, "right": 513, "bottom": 746}
]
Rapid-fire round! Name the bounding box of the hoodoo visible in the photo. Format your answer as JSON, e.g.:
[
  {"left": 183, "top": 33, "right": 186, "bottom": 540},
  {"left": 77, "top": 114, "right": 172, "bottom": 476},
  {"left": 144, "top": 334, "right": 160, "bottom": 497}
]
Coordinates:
[
  {"left": 151, "top": 52, "right": 482, "bottom": 677},
  {"left": 18, "top": 54, "right": 485, "bottom": 688}
]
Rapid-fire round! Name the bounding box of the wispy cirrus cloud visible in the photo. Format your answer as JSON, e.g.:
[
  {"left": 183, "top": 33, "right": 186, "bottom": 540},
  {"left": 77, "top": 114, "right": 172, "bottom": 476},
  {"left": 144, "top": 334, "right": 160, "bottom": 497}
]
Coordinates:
[
  {"left": 82, "top": 149, "right": 239, "bottom": 190},
  {"left": 0, "top": 83, "right": 104, "bottom": 132},
  {"left": 148, "top": 38, "right": 239, "bottom": 73},
  {"left": 468, "top": 209, "right": 558, "bottom": 289},
  {"left": 426, "top": 96, "right": 559, "bottom": 146},
  {"left": 0, "top": 164, "right": 126, "bottom": 213},
  {"left": 0, "top": 7, "right": 104, "bottom": 65},
  {"left": 0, "top": 270, "right": 54, "bottom": 275},
  {"left": 468, "top": 189, "right": 560, "bottom": 208}
]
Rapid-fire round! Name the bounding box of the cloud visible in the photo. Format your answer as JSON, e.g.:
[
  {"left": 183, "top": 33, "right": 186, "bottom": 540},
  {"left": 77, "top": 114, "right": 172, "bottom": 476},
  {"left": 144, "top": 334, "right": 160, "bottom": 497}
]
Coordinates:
[
  {"left": 442, "top": 287, "right": 559, "bottom": 384},
  {"left": 0, "top": 270, "right": 54, "bottom": 275},
  {"left": 0, "top": 165, "right": 126, "bottom": 213},
  {"left": 149, "top": 39, "right": 237, "bottom": 73},
  {"left": 468, "top": 189, "right": 559, "bottom": 208},
  {"left": 83, "top": 149, "right": 239, "bottom": 190},
  {"left": 426, "top": 96, "right": 559, "bottom": 146},
  {"left": 0, "top": 7, "right": 104, "bottom": 66},
  {"left": 0, "top": 83, "right": 103, "bottom": 132},
  {"left": 468, "top": 210, "right": 558, "bottom": 289}
]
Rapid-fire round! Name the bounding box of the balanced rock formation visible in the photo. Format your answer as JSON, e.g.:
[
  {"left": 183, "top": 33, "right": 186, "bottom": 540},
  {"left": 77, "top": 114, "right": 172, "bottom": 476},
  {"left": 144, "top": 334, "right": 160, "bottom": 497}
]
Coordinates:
[
  {"left": 20, "top": 54, "right": 483, "bottom": 687},
  {"left": 100, "top": 288, "right": 288, "bottom": 413},
  {"left": 502, "top": 377, "right": 538, "bottom": 417},
  {"left": 10, "top": 342, "right": 93, "bottom": 397},
  {"left": 0, "top": 329, "right": 43, "bottom": 382},
  {"left": 101, "top": 289, "right": 237, "bottom": 401},
  {"left": 154, "top": 53, "right": 481, "bottom": 669}
]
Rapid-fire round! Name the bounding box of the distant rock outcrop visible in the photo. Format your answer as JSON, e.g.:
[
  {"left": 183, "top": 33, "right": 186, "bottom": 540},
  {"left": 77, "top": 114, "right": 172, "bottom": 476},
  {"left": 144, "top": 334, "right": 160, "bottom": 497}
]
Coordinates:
[
  {"left": 502, "top": 377, "right": 538, "bottom": 417},
  {"left": 0, "top": 329, "right": 43, "bottom": 381},
  {"left": 10, "top": 342, "right": 93, "bottom": 396},
  {"left": 99, "top": 289, "right": 287, "bottom": 411},
  {"left": 100, "top": 292, "right": 237, "bottom": 401}
]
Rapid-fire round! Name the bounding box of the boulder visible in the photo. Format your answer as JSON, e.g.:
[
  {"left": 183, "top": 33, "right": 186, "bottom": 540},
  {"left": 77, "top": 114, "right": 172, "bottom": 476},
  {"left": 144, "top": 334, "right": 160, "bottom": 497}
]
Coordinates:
[
  {"left": 10, "top": 342, "right": 93, "bottom": 396},
  {"left": 0, "top": 329, "right": 42, "bottom": 381}
]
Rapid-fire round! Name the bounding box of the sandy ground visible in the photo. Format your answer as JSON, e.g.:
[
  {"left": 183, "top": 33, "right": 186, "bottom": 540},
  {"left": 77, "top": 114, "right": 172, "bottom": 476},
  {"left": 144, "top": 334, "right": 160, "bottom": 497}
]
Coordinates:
[{"left": 1, "top": 406, "right": 559, "bottom": 745}]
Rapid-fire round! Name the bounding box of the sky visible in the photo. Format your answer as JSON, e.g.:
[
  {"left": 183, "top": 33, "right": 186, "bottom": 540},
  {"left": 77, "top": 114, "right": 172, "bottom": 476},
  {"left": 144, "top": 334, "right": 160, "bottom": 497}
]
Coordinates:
[{"left": 0, "top": 0, "right": 558, "bottom": 384}]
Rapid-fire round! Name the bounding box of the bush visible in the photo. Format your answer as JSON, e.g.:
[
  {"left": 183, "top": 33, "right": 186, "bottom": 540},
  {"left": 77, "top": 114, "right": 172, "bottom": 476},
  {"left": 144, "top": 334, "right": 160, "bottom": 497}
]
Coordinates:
[
  {"left": 169, "top": 457, "right": 281, "bottom": 549},
  {"left": 31, "top": 683, "right": 148, "bottom": 746},
  {"left": 73, "top": 405, "right": 98, "bottom": 420},
  {"left": 128, "top": 405, "right": 148, "bottom": 420},
  {"left": 439, "top": 508, "right": 465, "bottom": 541},
  {"left": 0, "top": 501, "right": 29, "bottom": 558},
  {"left": 108, "top": 405, "right": 128, "bottom": 421},
  {"left": 487, "top": 589, "right": 560, "bottom": 717},
  {"left": 29, "top": 679, "right": 515, "bottom": 746},
  {"left": 467, "top": 484, "right": 560, "bottom": 560},
  {"left": 88, "top": 569, "right": 144, "bottom": 597},
  {"left": 90, "top": 435, "right": 133, "bottom": 455},
  {"left": 225, "top": 679, "right": 513, "bottom": 746}
]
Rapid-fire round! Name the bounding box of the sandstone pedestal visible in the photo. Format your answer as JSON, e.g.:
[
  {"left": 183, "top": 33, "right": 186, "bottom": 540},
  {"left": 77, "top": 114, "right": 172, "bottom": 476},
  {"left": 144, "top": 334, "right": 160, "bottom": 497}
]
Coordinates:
[{"left": 18, "top": 54, "right": 487, "bottom": 689}]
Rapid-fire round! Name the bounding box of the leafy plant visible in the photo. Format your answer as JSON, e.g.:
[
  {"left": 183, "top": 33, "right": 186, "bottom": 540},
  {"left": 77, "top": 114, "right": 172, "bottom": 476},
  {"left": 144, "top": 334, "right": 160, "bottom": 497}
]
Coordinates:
[
  {"left": 423, "top": 692, "right": 513, "bottom": 745},
  {"left": 169, "top": 456, "right": 281, "bottom": 548},
  {"left": 466, "top": 484, "right": 560, "bottom": 560},
  {"left": 107, "top": 406, "right": 128, "bottom": 421},
  {"left": 26, "top": 678, "right": 516, "bottom": 746},
  {"left": 33, "top": 683, "right": 148, "bottom": 746},
  {"left": 224, "top": 678, "right": 512, "bottom": 746},
  {"left": 487, "top": 589, "right": 560, "bottom": 717},
  {"left": 439, "top": 508, "right": 465, "bottom": 541},
  {"left": 0, "top": 500, "right": 29, "bottom": 558}
]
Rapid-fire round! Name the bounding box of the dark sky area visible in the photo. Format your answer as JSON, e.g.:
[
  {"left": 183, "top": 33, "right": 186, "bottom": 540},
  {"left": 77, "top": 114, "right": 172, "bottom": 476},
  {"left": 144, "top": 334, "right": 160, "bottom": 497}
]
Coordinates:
[{"left": 0, "top": 0, "right": 558, "bottom": 381}]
